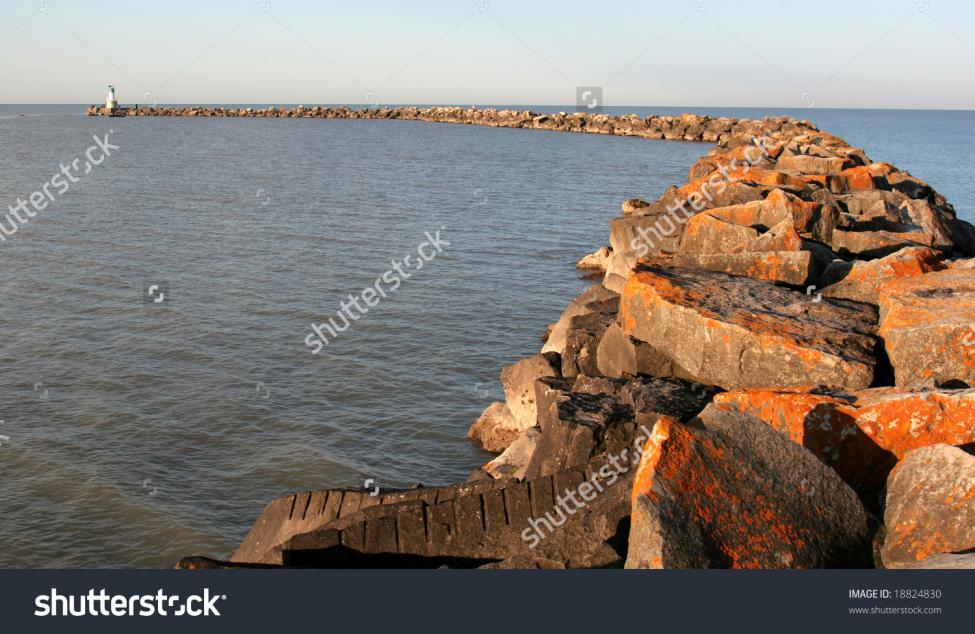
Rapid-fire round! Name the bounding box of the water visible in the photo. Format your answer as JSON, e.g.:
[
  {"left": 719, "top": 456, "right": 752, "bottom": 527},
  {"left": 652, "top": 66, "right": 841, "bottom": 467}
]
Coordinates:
[{"left": 0, "top": 106, "right": 972, "bottom": 568}]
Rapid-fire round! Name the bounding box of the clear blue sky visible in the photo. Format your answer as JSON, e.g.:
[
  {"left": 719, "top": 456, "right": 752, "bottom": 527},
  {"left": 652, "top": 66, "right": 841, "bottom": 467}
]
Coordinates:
[{"left": 2, "top": 0, "right": 974, "bottom": 108}]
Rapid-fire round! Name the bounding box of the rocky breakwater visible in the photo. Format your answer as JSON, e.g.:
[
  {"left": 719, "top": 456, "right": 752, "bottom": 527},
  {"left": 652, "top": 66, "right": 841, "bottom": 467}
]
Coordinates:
[
  {"left": 174, "top": 111, "right": 975, "bottom": 570},
  {"left": 86, "top": 104, "right": 797, "bottom": 144}
]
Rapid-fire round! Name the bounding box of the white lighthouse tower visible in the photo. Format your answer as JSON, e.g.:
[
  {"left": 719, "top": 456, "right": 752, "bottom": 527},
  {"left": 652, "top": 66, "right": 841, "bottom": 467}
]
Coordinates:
[{"left": 105, "top": 85, "right": 118, "bottom": 110}]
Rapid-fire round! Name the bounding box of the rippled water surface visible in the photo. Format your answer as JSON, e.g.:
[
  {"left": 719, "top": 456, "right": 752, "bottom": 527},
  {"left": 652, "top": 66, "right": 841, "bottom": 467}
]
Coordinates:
[{"left": 0, "top": 105, "right": 971, "bottom": 567}]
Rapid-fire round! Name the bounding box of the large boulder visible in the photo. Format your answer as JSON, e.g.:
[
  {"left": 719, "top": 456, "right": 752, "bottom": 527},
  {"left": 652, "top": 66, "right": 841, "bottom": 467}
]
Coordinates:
[
  {"left": 561, "top": 297, "right": 618, "bottom": 377},
  {"left": 648, "top": 250, "right": 816, "bottom": 286},
  {"left": 820, "top": 246, "right": 946, "bottom": 304},
  {"left": 542, "top": 285, "right": 617, "bottom": 355},
  {"left": 619, "top": 265, "right": 879, "bottom": 389},
  {"left": 467, "top": 401, "right": 520, "bottom": 452},
  {"left": 625, "top": 407, "right": 874, "bottom": 568},
  {"left": 881, "top": 444, "right": 975, "bottom": 566},
  {"left": 853, "top": 388, "right": 975, "bottom": 457},
  {"left": 711, "top": 387, "right": 894, "bottom": 506},
  {"left": 712, "top": 386, "right": 975, "bottom": 505},
  {"left": 877, "top": 268, "right": 975, "bottom": 387},
  {"left": 500, "top": 352, "right": 562, "bottom": 430},
  {"left": 482, "top": 426, "right": 540, "bottom": 479},
  {"left": 596, "top": 322, "right": 688, "bottom": 379},
  {"left": 524, "top": 391, "right": 635, "bottom": 480}
]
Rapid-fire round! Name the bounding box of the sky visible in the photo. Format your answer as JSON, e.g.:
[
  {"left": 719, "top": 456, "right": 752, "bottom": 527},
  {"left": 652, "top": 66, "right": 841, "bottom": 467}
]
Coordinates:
[{"left": 1, "top": 0, "right": 974, "bottom": 108}]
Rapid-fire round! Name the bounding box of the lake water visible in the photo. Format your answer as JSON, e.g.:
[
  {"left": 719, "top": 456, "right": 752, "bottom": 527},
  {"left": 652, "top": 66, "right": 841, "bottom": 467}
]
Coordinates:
[{"left": 0, "top": 105, "right": 972, "bottom": 567}]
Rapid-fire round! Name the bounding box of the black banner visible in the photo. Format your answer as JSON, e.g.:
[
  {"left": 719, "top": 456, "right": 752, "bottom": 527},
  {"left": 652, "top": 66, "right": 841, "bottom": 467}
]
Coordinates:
[{"left": 0, "top": 569, "right": 967, "bottom": 632}]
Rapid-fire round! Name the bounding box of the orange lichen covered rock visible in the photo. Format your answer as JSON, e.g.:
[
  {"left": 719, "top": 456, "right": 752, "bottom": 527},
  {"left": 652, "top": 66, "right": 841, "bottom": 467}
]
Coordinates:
[
  {"left": 711, "top": 388, "right": 894, "bottom": 503},
  {"left": 625, "top": 407, "right": 873, "bottom": 568},
  {"left": 881, "top": 444, "right": 975, "bottom": 565},
  {"left": 712, "top": 386, "right": 975, "bottom": 508},
  {"left": 877, "top": 268, "right": 975, "bottom": 387},
  {"left": 820, "top": 246, "right": 947, "bottom": 304},
  {"left": 831, "top": 229, "right": 934, "bottom": 258},
  {"left": 854, "top": 388, "right": 975, "bottom": 457},
  {"left": 619, "top": 266, "right": 878, "bottom": 389},
  {"left": 776, "top": 153, "right": 854, "bottom": 175},
  {"left": 649, "top": 250, "right": 814, "bottom": 286}
]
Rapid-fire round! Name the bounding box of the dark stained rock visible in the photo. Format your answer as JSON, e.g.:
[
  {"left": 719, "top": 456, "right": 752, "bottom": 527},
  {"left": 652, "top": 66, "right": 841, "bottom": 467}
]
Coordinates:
[
  {"left": 561, "top": 296, "right": 618, "bottom": 377},
  {"left": 277, "top": 466, "right": 638, "bottom": 569},
  {"left": 524, "top": 391, "right": 635, "bottom": 480},
  {"left": 542, "top": 284, "right": 617, "bottom": 355},
  {"left": 618, "top": 375, "right": 719, "bottom": 427},
  {"left": 231, "top": 487, "right": 439, "bottom": 565},
  {"left": 571, "top": 374, "right": 627, "bottom": 396},
  {"left": 881, "top": 444, "right": 975, "bottom": 566},
  {"left": 619, "top": 265, "right": 879, "bottom": 389},
  {"left": 626, "top": 407, "right": 874, "bottom": 568}
]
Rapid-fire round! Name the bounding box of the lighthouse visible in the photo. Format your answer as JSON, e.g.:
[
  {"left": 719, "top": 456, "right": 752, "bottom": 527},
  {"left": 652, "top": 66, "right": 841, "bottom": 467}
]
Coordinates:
[{"left": 106, "top": 85, "right": 118, "bottom": 110}]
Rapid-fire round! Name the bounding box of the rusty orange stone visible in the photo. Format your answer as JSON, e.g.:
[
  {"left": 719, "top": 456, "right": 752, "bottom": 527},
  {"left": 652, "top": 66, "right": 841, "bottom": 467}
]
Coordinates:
[
  {"left": 626, "top": 407, "right": 873, "bottom": 568},
  {"left": 878, "top": 268, "right": 975, "bottom": 387},
  {"left": 855, "top": 388, "right": 975, "bottom": 458},
  {"left": 712, "top": 388, "right": 895, "bottom": 502}
]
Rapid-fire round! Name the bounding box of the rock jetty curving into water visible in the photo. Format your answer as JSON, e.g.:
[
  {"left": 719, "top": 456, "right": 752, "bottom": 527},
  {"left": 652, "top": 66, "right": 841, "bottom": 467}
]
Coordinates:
[{"left": 163, "top": 106, "right": 975, "bottom": 569}]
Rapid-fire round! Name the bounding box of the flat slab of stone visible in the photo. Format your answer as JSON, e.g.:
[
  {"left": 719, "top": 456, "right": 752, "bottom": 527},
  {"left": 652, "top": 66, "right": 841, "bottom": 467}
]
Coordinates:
[
  {"left": 878, "top": 268, "right": 975, "bottom": 387},
  {"left": 620, "top": 265, "right": 879, "bottom": 389},
  {"left": 277, "top": 465, "right": 635, "bottom": 569},
  {"left": 881, "top": 444, "right": 975, "bottom": 566},
  {"left": 625, "top": 407, "right": 873, "bottom": 568},
  {"left": 650, "top": 250, "right": 815, "bottom": 286},
  {"left": 232, "top": 486, "right": 439, "bottom": 564}
]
